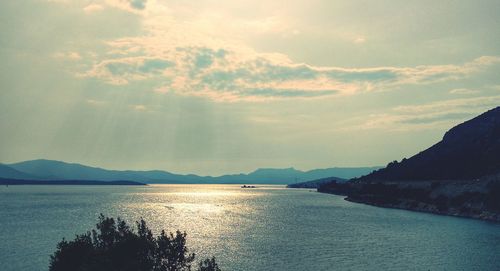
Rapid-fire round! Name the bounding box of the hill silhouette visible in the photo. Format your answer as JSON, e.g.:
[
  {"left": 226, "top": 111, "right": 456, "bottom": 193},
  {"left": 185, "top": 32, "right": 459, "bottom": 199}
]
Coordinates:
[{"left": 357, "top": 106, "right": 500, "bottom": 181}]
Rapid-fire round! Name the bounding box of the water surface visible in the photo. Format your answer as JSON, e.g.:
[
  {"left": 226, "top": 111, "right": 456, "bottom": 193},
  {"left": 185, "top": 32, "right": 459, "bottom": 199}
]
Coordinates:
[{"left": 1, "top": 184, "right": 499, "bottom": 270}]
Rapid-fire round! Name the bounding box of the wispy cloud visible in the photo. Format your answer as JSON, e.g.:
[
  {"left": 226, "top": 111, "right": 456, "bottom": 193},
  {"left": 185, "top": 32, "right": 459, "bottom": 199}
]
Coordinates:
[
  {"left": 353, "top": 37, "right": 366, "bottom": 44},
  {"left": 45, "top": 0, "right": 500, "bottom": 102},
  {"left": 86, "top": 99, "right": 107, "bottom": 106},
  {"left": 83, "top": 3, "right": 104, "bottom": 13},
  {"left": 82, "top": 57, "right": 174, "bottom": 85},
  {"left": 342, "top": 95, "right": 500, "bottom": 132},
  {"left": 53, "top": 51, "right": 82, "bottom": 60},
  {"left": 393, "top": 95, "right": 500, "bottom": 114},
  {"left": 449, "top": 88, "right": 479, "bottom": 95},
  {"left": 81, "top": 40, "right": 500, "bottom": 101},
  {"left": 96, "top": 0, "right": 149, "bottom": 14},
  {"left": 132, "top": 104, "right": 147, "bottom": 111},
  {"left": 129, "top": 0, "right": 147, "bottom": 10}
]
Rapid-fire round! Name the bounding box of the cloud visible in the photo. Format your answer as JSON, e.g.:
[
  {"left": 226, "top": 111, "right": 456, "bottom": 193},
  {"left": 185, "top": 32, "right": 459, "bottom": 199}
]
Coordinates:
[
  {"left": 86, "top": 99, "right": 107, "bottom": 106},
  {"left": 83, "top": 3, "right": 104, "bottom": 13},
  {"left": 132, "top": 104, "right": 147, "bottom": 111},
  {"left": 49, "top": 0, "right": 148, "bottom": 13},
  {"left": 449, "top": 88, "right": 479, "bottom": 95},
  {"left": 53, "top": 51, "right": 82, "bottom": 60},
  {"left": 353, "top": 37, "right": 366, "bottom": 44},
  {"left": 56, "top": 0, "right": 500, "bottom": 102},
  {"left": 81, "top": 40, "right": 500, "bottom": 101},
  {"left": 392, "top": 95, "right": 500, "bottom": 114},
  {"left": 128, "top": 0, "right": 147, "bottom": 10},
  {"left": 342, "top": 95, "right": 500, "bottom": 132},
  {"left": 101, "top": 0, "right": 149, "bottom": 13},
  {"left": 82, "top": 57, "right": 174, "bottom": 85},
  {"left": 153, "top": 86, "right": 169, "bottom": 94},
  {"left": 398, "top": 112, "right": 474, "bottom": 124},
  {"left": 242, "top": 88, "right": 338, "bottom": 98}
]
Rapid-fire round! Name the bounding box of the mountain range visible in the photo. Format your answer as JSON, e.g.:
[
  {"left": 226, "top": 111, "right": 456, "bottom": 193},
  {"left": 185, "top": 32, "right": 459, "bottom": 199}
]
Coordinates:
[{"left": 0, "top": 159, "right": 380, "bottom": 185}]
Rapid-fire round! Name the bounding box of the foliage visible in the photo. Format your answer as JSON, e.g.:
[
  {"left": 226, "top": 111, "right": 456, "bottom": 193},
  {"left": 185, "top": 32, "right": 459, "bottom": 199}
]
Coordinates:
[
  {"left": 49, "top": 214, "right": 220, "bottom": 271},
  {"left": 198, "top": 257, "right": 221, "bottom": 271}
]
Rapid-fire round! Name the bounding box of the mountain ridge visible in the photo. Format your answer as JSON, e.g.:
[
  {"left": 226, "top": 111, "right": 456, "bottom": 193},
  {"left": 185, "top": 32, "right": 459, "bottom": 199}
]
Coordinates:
[
  {"left": 3, "top": 159, "right": 380, "bottom": 184},
  {"left": 0, "top": 164, "right": 40, "bottom": 180}
]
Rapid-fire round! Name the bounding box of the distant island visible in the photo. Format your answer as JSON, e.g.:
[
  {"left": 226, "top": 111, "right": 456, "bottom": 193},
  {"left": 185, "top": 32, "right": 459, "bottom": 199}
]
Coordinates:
[
  {"left": 0, "top": 178, "right": 145, "bottom": 186},
  {"left": 0, "top": 160, "right": 379, "bottom": 185},
  {"left": 318, "top": 107, "right": 500, "bottom": 222}
]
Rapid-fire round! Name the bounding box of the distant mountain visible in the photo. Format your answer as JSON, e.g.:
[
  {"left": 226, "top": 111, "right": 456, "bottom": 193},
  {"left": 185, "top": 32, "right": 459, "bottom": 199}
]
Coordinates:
[
  {"left": 7, "top": 159, "right": 199, "bottom": 183},
  {"left": 3, "top": 159, "right": 379, "bottom": 184},
  {"left": 358, "top": 106, "right": 500, "bottom": 181},
  {"left": 0, "top": 178, "right": 145, "bottom": 186},
  {"left": 0, "top": 164, "right": 39, "bottom": 180},
  {"left": 287, "top": 176, "right": 347, "bottom": 189},
  {"left": 300, "top": 167, "right": 381, "bottom": 180},
  {"left": 248, "top": 167, "right": 302, "bottom": 180},
  {"left": 211, "top": 167, "right": 379, "bottom": 184}
]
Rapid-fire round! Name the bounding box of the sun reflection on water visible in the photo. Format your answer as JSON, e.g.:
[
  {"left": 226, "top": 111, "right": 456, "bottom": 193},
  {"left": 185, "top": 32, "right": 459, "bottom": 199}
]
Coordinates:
[
  {"left": 110, "top": 184, "right": 276, "bottom": 266},
  {"left": 114, "top": 184, "right": 268, "bottom": 252}
]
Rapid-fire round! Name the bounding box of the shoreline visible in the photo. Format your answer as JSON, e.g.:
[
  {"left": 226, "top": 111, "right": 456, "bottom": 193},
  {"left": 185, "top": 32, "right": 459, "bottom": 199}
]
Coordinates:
[
  {"left": 317, "top": 188, "right": 500, "bottom": 223},
  {"left": 343, "top": 195, "right": 500, "bottom": 223},
  {"left": 317, "top": 176, "right": 500, "bottom": 223}
]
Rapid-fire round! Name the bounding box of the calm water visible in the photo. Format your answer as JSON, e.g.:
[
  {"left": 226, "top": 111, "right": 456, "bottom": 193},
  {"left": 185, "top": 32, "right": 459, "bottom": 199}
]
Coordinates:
[{"left": 1, "top": 185, "right": 499, "bottom": 271}]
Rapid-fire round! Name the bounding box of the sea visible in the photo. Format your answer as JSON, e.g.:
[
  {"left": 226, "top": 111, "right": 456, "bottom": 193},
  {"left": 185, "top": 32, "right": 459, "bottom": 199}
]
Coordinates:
[{"left": 1, "top": 184, "right": 499, "bottom": 271}]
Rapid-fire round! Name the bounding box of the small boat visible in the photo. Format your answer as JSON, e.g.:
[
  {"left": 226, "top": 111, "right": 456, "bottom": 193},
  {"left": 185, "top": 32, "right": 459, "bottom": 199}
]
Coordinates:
[{"left": 241, "top": 185, "right": 256, "bottom": 188}]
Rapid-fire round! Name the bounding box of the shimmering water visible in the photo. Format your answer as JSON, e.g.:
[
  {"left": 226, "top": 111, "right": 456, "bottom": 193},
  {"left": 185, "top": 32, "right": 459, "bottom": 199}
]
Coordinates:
[{"left": 1, "top": 184, "right": 499, "bottom": 271}]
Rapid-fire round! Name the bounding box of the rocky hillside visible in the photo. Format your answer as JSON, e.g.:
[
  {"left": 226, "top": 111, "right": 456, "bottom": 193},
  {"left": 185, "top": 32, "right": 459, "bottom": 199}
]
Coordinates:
[
  {"left": 319, "top": 107, "right": 500, "bottom": 222},
  {"left": 357, "top": 106, "right": 500, "bottom": 181}
]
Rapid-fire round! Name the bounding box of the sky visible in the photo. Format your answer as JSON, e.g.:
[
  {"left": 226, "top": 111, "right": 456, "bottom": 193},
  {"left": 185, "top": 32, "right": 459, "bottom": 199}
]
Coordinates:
[{"left": 1, "top": 0, "right": 500, "bottom": 175}]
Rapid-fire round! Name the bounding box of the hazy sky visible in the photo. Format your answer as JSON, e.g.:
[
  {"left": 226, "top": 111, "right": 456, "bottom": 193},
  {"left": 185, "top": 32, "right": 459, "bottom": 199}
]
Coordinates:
[{"left": 1, "top": 0, "right": 499, "bottom": 175}]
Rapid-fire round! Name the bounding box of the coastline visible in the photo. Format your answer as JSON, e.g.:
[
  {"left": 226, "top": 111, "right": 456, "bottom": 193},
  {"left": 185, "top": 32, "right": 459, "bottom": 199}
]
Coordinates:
[
  {"left": 317, "top": 176, "right": 500, "bottom": 223},
  {"left": 342, "top": 195, "right": 500, "bottom": 223}
]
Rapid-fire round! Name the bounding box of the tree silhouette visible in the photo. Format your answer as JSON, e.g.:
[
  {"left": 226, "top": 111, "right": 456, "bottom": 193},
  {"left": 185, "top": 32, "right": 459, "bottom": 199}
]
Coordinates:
[
  {"left": 198, "top": 257, "right": 221, "bottom": 271},
  {"left": 49, "top": 214, "right": 220, "bottom": 271}
]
